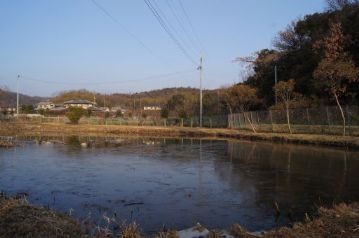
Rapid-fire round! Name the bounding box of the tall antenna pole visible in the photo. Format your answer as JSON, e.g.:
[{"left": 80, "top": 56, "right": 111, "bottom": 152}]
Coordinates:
[
  {"left": 274, "top": 65, "right": 278, "bottom": 105},
  {"left": 199, "top": 56, "right": 203, "bottom": 127},
  {"left": 16, "top": 75, "right": 20, "bottom": 115}
]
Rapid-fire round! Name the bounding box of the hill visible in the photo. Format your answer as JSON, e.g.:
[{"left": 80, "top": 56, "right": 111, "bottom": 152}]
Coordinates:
[
  {"left": 0, "top": 89, "right": 47, "bottom": 107},
  {"left": 51, "top": 87, "right": 202, "bottom": 108}
]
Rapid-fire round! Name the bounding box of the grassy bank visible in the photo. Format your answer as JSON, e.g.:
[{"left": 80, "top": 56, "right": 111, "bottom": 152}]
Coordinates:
[
  {"left": 1, "top": 122, "right": 359, "bottom": 149},
  {"left": 0, "top": 194, "right": 358, "bottom": 238}
]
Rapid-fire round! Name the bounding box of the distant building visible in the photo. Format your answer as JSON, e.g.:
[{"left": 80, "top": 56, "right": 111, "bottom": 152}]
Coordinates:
[
  {"left": 63, "top": 99, "right": 94, "bottom": 109},
  {"left": 143, "top": 106, "right": 161, "bottom": 111},
  {"left": 49, "top": 107, "right": 67, "bottom": 113},
  {"left": 36, "top": 101, "right": 55, "bottom": 110},
  {"left": 111, "top": 106, "right": 125, "bottom": 113},
  {"left": 98, "top": 107, "right": 110, "bottom": 112}
]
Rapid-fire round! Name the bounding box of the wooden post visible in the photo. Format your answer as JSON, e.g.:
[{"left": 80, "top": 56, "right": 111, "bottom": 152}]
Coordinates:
[
  {"left": 326, "top": 106, "right": 331, "bottom": 134},
  {"left": 181, "top": 118, "right": 184, "bottom": 127},
  {"left": 191, "top": 118, "right": 193, "bottom": 128},
  {"left": 269, "top": 110, "right": 274, "bottom": 132},
  {"left": 346, "top": 105, "right": 351, "bottom": 135}
]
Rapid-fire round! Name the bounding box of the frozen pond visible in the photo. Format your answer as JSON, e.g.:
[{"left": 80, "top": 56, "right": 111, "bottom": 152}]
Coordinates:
[{"left": 0, "top": 136, "right": 359, "bottom": 232}]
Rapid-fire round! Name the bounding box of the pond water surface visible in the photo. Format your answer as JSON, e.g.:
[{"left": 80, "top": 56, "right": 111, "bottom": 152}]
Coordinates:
[{"left": 0, "top": 136, "right": 359, "bottom": 233}]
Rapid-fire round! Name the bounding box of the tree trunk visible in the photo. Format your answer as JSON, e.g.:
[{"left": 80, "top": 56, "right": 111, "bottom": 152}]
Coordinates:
[
  {"left": 244, "top": 112, "right": 257, "bottom": 133},
  {"left": 286, "top": 103, "right": 292, "bottom": 134},
  {"left": 227, "top": 103, "right": 233, "bottom": 129},
  {"left": 334, "top": 92, "right": 346, "bottom": 136}
]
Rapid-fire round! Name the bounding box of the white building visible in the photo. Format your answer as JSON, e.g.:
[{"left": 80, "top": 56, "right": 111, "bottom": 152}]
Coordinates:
[
  {"left": 63, "top": 99, "right": 94, "bottom": 109},
  {"left": 143, "top": 106, "right": 161, "bottom": 111},
  {"left": 36, "top": 102, "right": 55, "bottom": 110}
]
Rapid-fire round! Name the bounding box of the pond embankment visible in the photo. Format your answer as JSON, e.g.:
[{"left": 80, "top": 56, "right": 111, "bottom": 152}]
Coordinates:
[
  {"left": 0, "top": 194, "right": 359, "bottom": 238},
  {"left": 1, "top": 122, "right": 359, "bottom": 149}
]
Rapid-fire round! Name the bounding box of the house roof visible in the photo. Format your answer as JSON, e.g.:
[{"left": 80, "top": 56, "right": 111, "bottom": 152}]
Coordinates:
[{"left": 64, "top": 99, "right": 94, "bottom": 105}]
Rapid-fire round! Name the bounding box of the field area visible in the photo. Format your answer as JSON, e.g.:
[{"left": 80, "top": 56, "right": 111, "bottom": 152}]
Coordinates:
[{"left": 1, "top": 121, "right": 359, "bottom": 149}]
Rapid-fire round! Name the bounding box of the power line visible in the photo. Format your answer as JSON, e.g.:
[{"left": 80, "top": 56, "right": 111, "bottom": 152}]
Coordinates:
[
  {"left": 19, "top": 69, "right": 195, "bottom": 86},
  {"left": 165, "top": 0, "right": 201, "bottom": 55},
  {"left": 89, "top": 0, "right": 173, "bottom": 69},
  {"left": 176, "top": 0, "right": 206, "bottom": 54},
  {"left": 143, "top": 0, "right": 198, "bottom": 66},
  {"left": 151, "top": 0, "right": 198, "bottom": 57}
]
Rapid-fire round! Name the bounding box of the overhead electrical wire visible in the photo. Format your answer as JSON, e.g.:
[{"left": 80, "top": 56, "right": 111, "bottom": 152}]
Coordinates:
[
  {"left": 165, "top": 0, "right": 201, "bottom": 55},
  {"left": 143, "top": 0, "right": 198, "bottom": 66},
  {"left": 150, "top": 0, "right": 198, "bottom": 57},
  {"left": 89, "top": 0, "right": 174, "bottom": 69},
  {"left": 176, "top": 0, "right": 206, "bottom": 54}
]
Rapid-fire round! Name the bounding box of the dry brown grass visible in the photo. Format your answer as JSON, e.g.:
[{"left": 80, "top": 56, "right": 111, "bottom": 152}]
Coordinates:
[
  {"left": 0, "top": 195, "right": 85, "bottom": 238},
  {"left": 120, "top": 222, "right": 143, "bottom": 238},
  {"left": 1, "top": 193, "right": 359, "bottom": 238},
  {"left": 1, "top": 121, "right": 359, "bottom": 149},
  {"left": 155, "top": 230, "right": 179, "bottom": 238},
  {"left": 262, "top": 203, "right": 359, "bottom": 238}
]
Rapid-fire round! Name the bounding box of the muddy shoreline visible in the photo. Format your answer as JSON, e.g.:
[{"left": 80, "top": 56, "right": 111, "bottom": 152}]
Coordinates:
[
  {"left": 1, "top": 122, "right": 359, "bottom": 149},
  {"left": 0, "top": 194, "right": 358, "bottom": 238}
]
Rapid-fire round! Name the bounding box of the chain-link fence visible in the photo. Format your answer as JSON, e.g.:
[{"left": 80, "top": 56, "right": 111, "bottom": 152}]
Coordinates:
[
  {"left": 228, "top": 105, "right": 359, "bottom": 136},
  {"left": 2, "top": 115, "right": 229, "bottom": 128}
]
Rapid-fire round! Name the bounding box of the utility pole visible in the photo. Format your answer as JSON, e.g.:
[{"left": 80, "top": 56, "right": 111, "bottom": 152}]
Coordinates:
[
  {"left": 16, "top": 75, "right": 20, "bottom": 115},
  {"left": 275, "top": 65, "right": 278, "bottom": 105},
  {"left": 199, "top": 56, "right": 203, "bottom": 127}
]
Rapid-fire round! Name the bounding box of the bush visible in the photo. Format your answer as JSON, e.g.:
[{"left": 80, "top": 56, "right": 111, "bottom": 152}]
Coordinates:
[
  {"left": 65, "top": 107, "right": 85, "bottom": 124},
  {"left": 160, "top": 108, "right": 169, "bottom": 119},
  {"left": 115, "top": 110, "right": 123, "bottom": 118}
]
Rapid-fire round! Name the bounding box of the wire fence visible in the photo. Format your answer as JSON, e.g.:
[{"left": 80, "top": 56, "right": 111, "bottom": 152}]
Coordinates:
[
  {"left": 228, "top": 105, "right": 359, "bottom": 136},
  {"left": 1, "top": 115, "right": 228, "bottom": 128}
]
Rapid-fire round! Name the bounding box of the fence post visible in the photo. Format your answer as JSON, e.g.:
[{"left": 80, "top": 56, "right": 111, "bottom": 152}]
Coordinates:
[
  {"left": 269, "top": 110, "right": 274, "bottom": 132},
  {"left": 181, "top": 118, "right": 183, "bottom": 127},
  {"left": 326, "top": 106, "right": 331, "bottom": 134},
  {"left": 190, "top": 118, "right": 193, "bottom": 128},
  {"left": 346, "top": 105, "right": 351, "bottom": 135}
]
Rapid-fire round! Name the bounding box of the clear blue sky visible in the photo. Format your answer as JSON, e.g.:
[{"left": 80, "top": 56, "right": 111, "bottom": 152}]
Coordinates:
[{"left": 0, "top": 0, "right": 325, "bottom": 97}]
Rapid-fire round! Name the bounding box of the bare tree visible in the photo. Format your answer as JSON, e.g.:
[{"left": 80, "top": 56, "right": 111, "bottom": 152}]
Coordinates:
[
  {"left": 314, "top": 22, "right": 359, "bottom": 136},
  {"left": 273, "top": 79, "right": 297, "bottom": 134},
  {"left": 223, "top": 84, "right": 259, "bottom": 133}
]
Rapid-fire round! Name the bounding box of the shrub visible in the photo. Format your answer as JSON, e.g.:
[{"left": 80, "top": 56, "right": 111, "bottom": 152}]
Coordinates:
[
  {"left": 115, "top": 110, "right": 123, "bottom": 118},
  {"left": 65, "top": 107, "right": 85, "bottom": 124}
]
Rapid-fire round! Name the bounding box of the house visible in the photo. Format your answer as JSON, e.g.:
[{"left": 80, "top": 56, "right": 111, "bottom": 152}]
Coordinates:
[
  {"left": 111, "top": 106, "right": 125, "bottom": 113},
  {"left": 36, "top": 102, "right": 55, "bottom": 110},
  {"left": 143, "top": 106, "right": 161, "bottom": 111},
  {"left": 63, "top": 99, "right": 94, "bottom": 109}
]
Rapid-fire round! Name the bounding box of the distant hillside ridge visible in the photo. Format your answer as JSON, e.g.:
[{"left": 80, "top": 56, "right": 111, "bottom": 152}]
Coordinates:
[
  {"left": 51, "top": 87, "right": 210, "bottom": 108},
  {"left": 0, "top": 89, "right": 47, "bottom": 107}
]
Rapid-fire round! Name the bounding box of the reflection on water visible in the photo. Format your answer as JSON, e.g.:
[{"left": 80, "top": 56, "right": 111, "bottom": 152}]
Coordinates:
[{"left": 0, "top": 136, "right": 359, "bottom": 232}]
